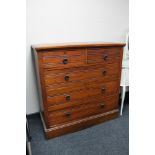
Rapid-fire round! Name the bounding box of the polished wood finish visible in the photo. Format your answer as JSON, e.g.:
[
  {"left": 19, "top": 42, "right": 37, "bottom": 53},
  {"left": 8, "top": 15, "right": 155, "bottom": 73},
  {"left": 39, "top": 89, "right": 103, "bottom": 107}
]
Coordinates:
[
  {"left": 32, "top": 42, "right": 125, "bottom": 51},
  {"left": 44, "top": 110, "right": 119, "bottom": 139},
  {"left": 46, "top": 80, "right": 119, "bottom": 106},
  {"left": 42, "top": 49, "right": 87, "bottom": 69},
  {"left": 48, "top": 96, "right": 118, "bottom": 126},
  {"left": 33, "top": 42, "right": 125, "bottom": 139},
  {"left": 44, "top": 63, "right": 120, "bottom": 85}
]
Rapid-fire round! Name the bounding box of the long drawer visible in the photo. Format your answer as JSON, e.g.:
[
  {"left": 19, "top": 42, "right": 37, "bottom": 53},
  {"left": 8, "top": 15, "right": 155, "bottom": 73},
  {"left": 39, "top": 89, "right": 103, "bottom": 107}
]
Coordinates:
[
  {"left": 42, "top": 49, "right": 86, "bottom": 69},
  {"left": 46, "top": 79, "right": 119, "bottom": 97},
  {"left": 48, "top": 96, "right": 118, "bottom": 126},
  {"left": 47, "top": 94, "right": 118, "bottom": 112},
  {"left": 44, "top": 63, "right": 120, "bottom": 85},
  {"left": 46, "top": 80, "right": 119, "bottom": 106}
]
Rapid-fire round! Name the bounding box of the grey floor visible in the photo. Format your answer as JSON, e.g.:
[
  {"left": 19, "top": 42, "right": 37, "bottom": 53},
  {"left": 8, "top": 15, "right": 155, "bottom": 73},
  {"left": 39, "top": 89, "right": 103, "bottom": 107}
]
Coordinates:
[{"left": 28, "top": 103, "right": 129, "bottom": 155}]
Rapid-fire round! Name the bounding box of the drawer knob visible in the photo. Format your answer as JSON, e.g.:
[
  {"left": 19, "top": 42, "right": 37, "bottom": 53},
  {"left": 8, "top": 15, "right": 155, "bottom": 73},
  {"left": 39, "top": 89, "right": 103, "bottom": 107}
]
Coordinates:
[
  {"left": 100, "top": 103, "right": 105, "bottom": 108},
  {"left": 65, "top": 95, "right": 71, "bottom": 101},
  {"left": 64, "top": 75, "right": 70, "bottom": 81},
  {"left": 101, "top": 87, "right": 106, "bottom": 93},
  {"left": 102, "top": 70, "right": 107, "bottom": 75},
  {"left": 63, "top": 58, "right": 68, "bottom": 64},
  {"left": 65, "top": 112, "right": 71, "bottom": 117},
  {"left": 103, "top": 54, "right": 108, "bottom": 60}
]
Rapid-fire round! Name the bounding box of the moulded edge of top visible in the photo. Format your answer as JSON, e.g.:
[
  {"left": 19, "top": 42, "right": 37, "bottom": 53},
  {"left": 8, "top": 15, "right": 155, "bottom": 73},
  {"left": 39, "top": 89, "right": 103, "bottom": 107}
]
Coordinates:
[{"left": 32, "top": 42, "right": 126, "bottom": 51}]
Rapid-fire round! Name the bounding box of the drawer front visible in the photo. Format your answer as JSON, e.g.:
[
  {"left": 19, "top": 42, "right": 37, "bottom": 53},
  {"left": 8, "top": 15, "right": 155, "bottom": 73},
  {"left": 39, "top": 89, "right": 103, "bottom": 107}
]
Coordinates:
[
  {"left": 46, "top": 79, "right": 119, "bottom": 96},
  {"left": 47, "top": 94, "right": 117, "bottom": 112},
  {"left": 46, "top": 81, "right": 86, "bottom": 96},
  {"left": 87, "top": 47, "right": 121, "bottom": 64},
  {"left": 44, "top": 63, "right": 120, "bottom": 85},
  {"left": 46, "top": 80, "right": 119, "bottom": 106},
  {"left": 42, "top": 49, "right": 86, "bottom": 69},
  {"left": 48, "top": 96, "right": 118, "bottom": 126}
]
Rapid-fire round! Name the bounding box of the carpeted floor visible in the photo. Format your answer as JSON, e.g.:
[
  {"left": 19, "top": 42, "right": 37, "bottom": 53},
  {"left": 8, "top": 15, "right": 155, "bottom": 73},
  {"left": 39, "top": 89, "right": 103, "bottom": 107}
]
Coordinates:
[{"left": 28, "top": 103, "right": 129, "bottom": 155}]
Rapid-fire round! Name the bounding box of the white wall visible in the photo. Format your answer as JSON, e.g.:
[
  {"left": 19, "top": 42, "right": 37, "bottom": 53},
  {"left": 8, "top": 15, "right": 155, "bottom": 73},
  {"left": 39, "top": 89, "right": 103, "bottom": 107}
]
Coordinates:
[{"left": 26, "top": 0, "right": 129, "bottom": 114}]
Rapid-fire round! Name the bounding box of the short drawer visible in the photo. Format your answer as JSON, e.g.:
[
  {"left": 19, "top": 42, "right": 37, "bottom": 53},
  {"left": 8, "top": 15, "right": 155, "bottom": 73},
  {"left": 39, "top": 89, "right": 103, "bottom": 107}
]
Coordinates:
[
  {"left": 42, "top": 49, "right": 86, "bottom": 69},
  {"left": 46, "top": 80, "right": 119, "bottom": 106},
  {"left": 87, "top": 47, "right": 121, "bottom": 64},
  {"left": 44, "top": 63, "right": 120, "bottom": 85},
  {"left": 48, "top": 96, "right": 118, "bottom": 126}
]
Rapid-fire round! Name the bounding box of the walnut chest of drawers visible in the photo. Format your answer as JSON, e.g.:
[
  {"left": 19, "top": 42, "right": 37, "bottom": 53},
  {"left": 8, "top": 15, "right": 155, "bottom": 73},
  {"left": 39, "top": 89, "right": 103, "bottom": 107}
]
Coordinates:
[{"left": 32, "top": 42, "right": 125, "bottom": 139}]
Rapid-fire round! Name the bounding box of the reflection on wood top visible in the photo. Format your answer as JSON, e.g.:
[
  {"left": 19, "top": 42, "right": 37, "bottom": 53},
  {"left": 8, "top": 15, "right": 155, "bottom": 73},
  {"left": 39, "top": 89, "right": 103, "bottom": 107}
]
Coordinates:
[{"left": 32, "top": 42, "right": 126, "bottom": 51}]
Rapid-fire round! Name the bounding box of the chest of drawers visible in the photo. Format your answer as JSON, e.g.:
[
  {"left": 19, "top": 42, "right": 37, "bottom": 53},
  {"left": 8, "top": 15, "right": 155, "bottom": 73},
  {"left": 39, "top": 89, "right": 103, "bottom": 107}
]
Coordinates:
[{"left": 32, "top": 43, "right": 125, "bottom": 139}]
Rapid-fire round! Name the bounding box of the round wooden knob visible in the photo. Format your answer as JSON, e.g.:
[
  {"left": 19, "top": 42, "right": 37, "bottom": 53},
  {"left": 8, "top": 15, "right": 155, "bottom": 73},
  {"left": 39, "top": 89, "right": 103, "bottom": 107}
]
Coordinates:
[
  {"left": 65, "top": 95, "right": 71, "bottom": 101},
  {"left": 100, "top": 103, "right": 105, "bottom": 108},
  {"left": 103, "top": 54, "right": 108, "bottom": 60},
  {"left": 101, "top": 87, "right": 106, "bottom": 93},
  {"left": 65, "top": 112, "right": 71, "bottom": 117},
  {"left": 64, "top": 75, "right": 70, "bottom": 81},
  {"left": 102, "top": 70, "right": 107, "bottom": 75},
  {"left": 63, "top": 58, "right": 68, "bottom": 64}
]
